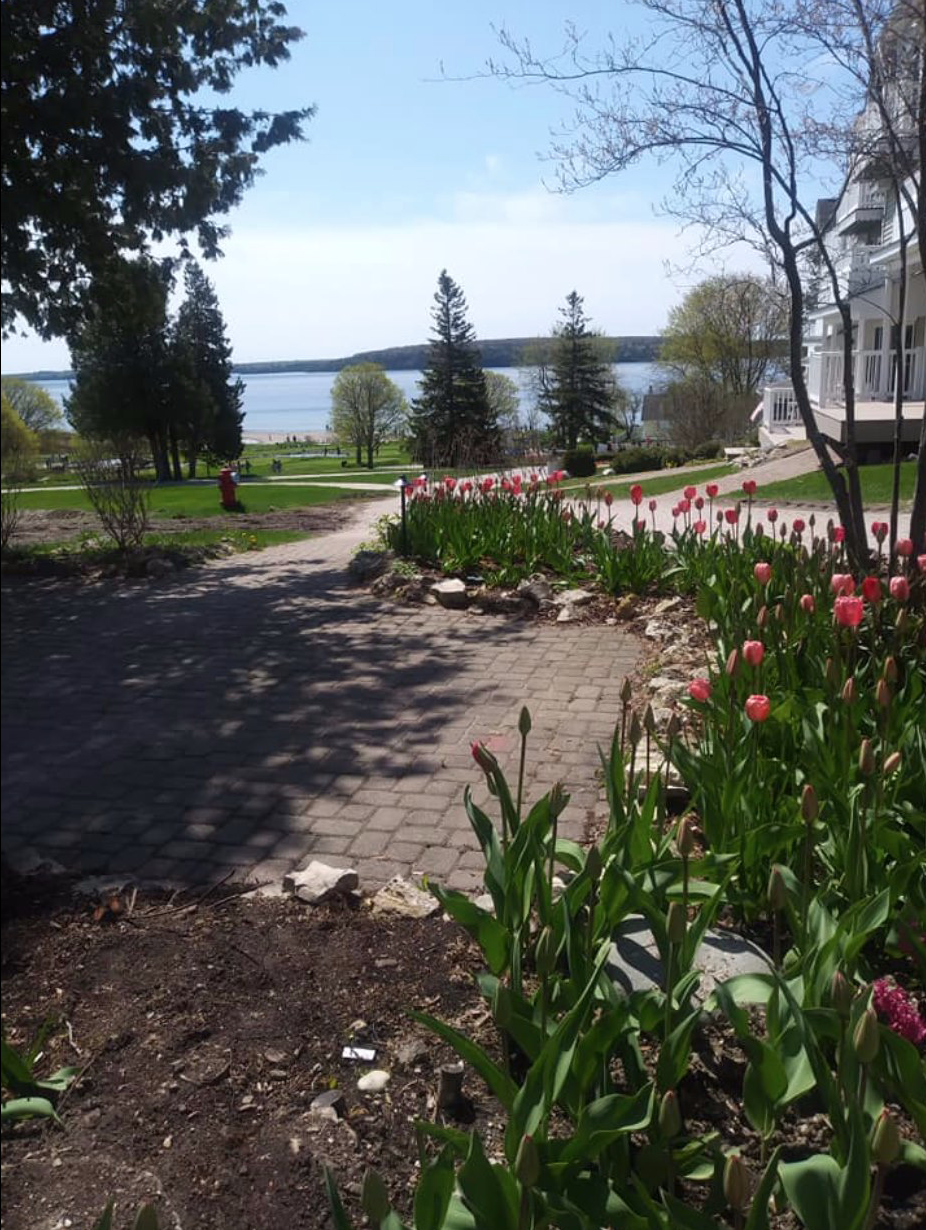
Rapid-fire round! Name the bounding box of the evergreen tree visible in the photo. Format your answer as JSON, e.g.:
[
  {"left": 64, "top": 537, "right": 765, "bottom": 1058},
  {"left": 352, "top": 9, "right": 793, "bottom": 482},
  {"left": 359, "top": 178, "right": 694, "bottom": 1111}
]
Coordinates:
[
  {"left": 65, "top": 259, "right": 176, "bottom": 481},
  {"left": 410, "top": 271, "right": 500, "bottom": 467},
  {"left": 540, "top": 292, "right": 617, "bottom": 450},
  {"left": 171, "top": 262, "right": 245, "bottom": 476}
]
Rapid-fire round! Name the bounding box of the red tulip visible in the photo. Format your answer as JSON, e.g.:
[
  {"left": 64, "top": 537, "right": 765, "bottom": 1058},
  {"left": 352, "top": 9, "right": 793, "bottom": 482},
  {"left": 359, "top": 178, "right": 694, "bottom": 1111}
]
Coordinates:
[
  {"left": 683, "top": 485, "right": 696, "bottom": 500},
  {"left": 860, "top": 576, "right": 881, "bottom": 603},
  {"left": 742, "top": 479, "right": 757, "bottom": 496},
  {"left": 889, "top": 575, "right": 910, "bottom": 602},
  {"left": 648, "top": 498, "right": 657, "bottom": 512},
  {"left": 917, "top": 554, "right": 926, "bottom": 574},
  {"left": 834, "top": 595, "right": 864, "bottom": 627},
  {"left": 792, "top": 518, "right": 805, "bottom": 533},
  {"left": 678, "top": 497, "right": 691, "bottom": 513},
  {"left": 688, "top": 678, "right": 711, "bottom": 703},
  {"left": 754, "top": 562, "right": 772, "bottom": 585},
  {"left": 895, "top": 538, "right": 913, "bottom": 557},
  {"left": 694, "top": 496, "right": 704, "bottom": 510},
  {"left": 799, "top": 593, "right": 815, "bottom": 613},
  {"left": 604, "top": 490, "right": 613, "bottom": 506},
  {"left": 706, "top": 483, "right": 719, "bottom": 498},
  {"left": 767, "top": 508, "right": 778, "bottom": 523},
  {"left": 745, "top": 695, "right": 770, "bottom": 722},
  {"left": 693, "top": 520, "right": 706, "bottom": 534},
  {"left": 630, "top": 484, "right": 643, "bottom": 505},
  {"left": 743, "top": 640, "right": 764, "bottom": 667},
  {"left": 724, "top": 508, "right": 739, "bottom": 524},
  {"left": 871, "top": 520, "right": 887, "bottom": 541}
]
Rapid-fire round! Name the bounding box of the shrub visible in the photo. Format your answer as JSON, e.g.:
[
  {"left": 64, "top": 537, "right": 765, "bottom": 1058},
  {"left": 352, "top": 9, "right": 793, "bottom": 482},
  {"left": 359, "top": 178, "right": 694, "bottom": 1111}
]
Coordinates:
[
  {"left": 610, "top": 445, "right": 666, "bottom": 475},
  {"left": 562, "top": 445, "right": 597, "bottom": 478},
  {"left": 75, "top": 439, "right": 151, "bottom": 552}
]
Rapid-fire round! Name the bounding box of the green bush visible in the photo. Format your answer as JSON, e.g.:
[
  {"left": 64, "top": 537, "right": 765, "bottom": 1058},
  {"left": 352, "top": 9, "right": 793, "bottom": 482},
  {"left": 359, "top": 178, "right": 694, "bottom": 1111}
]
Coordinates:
[
  {"left": 562, "top": 446, "right": 597, "bottom": 478},
  {"left": 610, "top": 445, "right": 666, "bottom": 475}
]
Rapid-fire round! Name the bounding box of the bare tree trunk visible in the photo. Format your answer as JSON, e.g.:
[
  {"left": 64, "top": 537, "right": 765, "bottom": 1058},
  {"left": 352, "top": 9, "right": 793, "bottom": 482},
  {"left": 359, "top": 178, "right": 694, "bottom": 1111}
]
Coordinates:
[
  {"left": 168, "top": 424, "right": 182, "bottom": 482},
  {"left": 889, "top": 210, "right": 908, "bottom": 560}
]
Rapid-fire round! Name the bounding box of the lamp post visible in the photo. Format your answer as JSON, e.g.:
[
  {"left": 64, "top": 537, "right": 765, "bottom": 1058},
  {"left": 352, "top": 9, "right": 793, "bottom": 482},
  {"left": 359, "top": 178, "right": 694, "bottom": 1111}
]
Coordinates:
[{"left": 392, "top": 475, "right": 411, "bottom": 556}]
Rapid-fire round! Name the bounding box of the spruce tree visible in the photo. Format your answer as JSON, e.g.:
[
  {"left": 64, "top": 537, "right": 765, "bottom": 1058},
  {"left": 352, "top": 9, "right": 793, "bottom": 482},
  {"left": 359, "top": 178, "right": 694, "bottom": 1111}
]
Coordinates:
[
  {"left": 541, "top": 292, "right": 617, "bottom": 450},
  {"left": 410, "top": 270, "right": 500, "bottom": 467},
  {"left": 171, "top": 262, "right": 244, "bottom": 476}
]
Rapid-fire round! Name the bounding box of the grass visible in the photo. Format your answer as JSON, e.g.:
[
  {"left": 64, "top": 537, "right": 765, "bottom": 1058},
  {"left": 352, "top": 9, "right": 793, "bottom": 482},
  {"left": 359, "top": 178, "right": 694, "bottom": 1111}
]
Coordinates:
[
  {"left": 567, "top": 462, "right": 736, "bottom": 500},
  {"left": 14, "top": 482, "right": 392, "bottom": 517},
  {"left": 4, "top": 528, "right": 307, "bottom": 567},
  {"left": 758, "top": 459, "right": 916, "bottom": 505}
]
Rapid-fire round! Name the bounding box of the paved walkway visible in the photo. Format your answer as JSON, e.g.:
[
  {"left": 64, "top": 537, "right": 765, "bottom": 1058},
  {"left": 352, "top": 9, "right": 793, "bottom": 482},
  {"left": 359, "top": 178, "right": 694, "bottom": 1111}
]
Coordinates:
[{"left": 1, "top": 502, "right": 639, "bottom": 894}]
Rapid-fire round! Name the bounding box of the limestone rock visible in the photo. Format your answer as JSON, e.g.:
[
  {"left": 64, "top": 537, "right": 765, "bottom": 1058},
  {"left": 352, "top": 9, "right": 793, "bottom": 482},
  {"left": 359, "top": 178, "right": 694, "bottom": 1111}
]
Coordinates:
[
  {"left": 556, "top": 605, "right": 576, "bottom": 623},
  {"left": 652, "top": 596, "right": 682, "bottom": 616},
  {"left": 555, "top": 588, "right": 594, "bottom": 608},
  {"left": 349, "top": 549, "right": 390, "bottom": 583},
  {"left": 283, "top": 861, "right": 359, "bottom": 905},
  {"left": 517, "top": 574, "right": 553, "bottom": 605},
  {"left": 357, "top": 1069, "right": 391, "bottom": 1093},
  {"left": 370, "top": 876, "right": 439, "bottom": 919},
  {"left": 607, "top": 914, "right": 770, "bottom": 1001},
  {"left": 431, "top": 578, "right": 469, "bottom": 609}
]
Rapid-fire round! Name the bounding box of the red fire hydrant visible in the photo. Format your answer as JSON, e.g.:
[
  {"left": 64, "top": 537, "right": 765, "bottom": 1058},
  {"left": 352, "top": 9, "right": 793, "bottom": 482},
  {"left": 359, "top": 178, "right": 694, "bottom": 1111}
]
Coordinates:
[{"left": 218, "top": 466, "right": 238, "bottom": 510}]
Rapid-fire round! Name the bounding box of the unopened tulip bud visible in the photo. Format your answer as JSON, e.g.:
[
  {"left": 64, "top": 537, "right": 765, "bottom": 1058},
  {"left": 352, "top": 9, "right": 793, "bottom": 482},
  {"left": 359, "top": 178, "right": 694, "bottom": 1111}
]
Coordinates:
[
  {"left": 859, "top": 739, "right": 875, "bottom": 776},
  {"left": 585, "top": 845, "right": 603, "bottom": 885},
  {"left": 643, "top": 703, "right": 656, "bottom": 734},
  {"left": 825, "top": 657, "right": 836, "bottom": 686},
  {"left": 876, "top": 678, "right": 892, "bottom": 709},
  {"left": 723, "top": 1154, "right": 752, "bottom": 1211},
  {"left": 830, "top": 970, "right": 853, "bottom": 1016},
  {"left": 515, "top": 1134, "right": 541, "bottom": 1187},
  {"left": 361, "top": 1170, "right": 390, "bottom": 1222},
  {"left": 535, "top": 926, "right": 557, "bottom": 976},
  {"left": 871, "top": 1110, "right": 901, "bottom": 1165},
  {"left": 895, "top": 608, "right": 908, "bottom": 633},
  {"left": 665, "top": 712, "right": 681, "bottom": 740},
  {"left": 549, "top": 780, "right": 568, "bottom": 817},
  {"left": 774, "top": 603, "right": 783, "bottom": 622},
  {"left": 620, "top": 676, "right": 633, "bottom": 704},
  {"left": 667, "top": 901, "right": 687, "bottom": 944},
  {"left": 853, "top": 1005, "right": 880, "bottom": 1063},
  {"left": 659, "top": 1089, "right": 682, "bottom": 1139},
  {"left": 471, "top": 741, "right": 499, "bottom": 776},
  {"left": 801, "top": 784, "right": 818, "bottom": 822},
  {"left": 883, "top": 656, "right": 898, "bottom": 683},
  {"left": 629, "top": 711, "right": 643, "bottom": 746},
  {"left": 677, "top": 814, "right": 697, "bottom": 858},
  {"left": 768, "top": 866, "right": 787, "bottom": 912},
  {"left": 756, "top": 604, "right": 768, "bottom": 629},
  {"left": 883, "top": 751, "right": 902, "bottom": 775},
  {"left": 518, "top": 706, "right": 532, "bottom": 737},
  {"left": 841, "top": 677, "right": 856, "bottom": 704},
  {"left": 725, "top": 648, "right": 739, "bottom": 677}
]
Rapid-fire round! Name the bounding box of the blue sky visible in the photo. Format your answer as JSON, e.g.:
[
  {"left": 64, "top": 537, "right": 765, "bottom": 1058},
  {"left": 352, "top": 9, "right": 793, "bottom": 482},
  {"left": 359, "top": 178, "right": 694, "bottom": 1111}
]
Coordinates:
[{"left": 4, "top": 0, "right": 762, "bottom": 372}]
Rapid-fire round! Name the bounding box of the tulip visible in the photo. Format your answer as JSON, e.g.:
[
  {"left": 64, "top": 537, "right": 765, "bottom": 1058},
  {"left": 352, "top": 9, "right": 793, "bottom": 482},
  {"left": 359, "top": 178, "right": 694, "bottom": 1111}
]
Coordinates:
[
  {"left": 871, "top": 520, "right": 887, "bottom": 541},
  {"left": 694, "top": 495, "right": 704, "bottom": 509},
  {"left": 801, "top": 783, "right": 818, "bottom": 821},
  {"left": 725, "top": 648, "right": 739, "bottom": 677},
  {"left": 723, "top": 1154, "right": 751, "bottom": 1211},
  {"left": 753, "top": 561, "right": 772, "bottom": 585},
  {"left": 693, "top": 519, "right": 706, "bottom": 534},
  {"left": 876, "top": 678, "right": 891, "bottom": 709},
  {"left": 678, "top": 497, "right": 691, "bottom": 513},
  {"left": 841, "top": 677, "right": 856, "bottom": 704},
  {"left": 683, "top": 485, "right": 696, "bottom": 500},
  {"left": 833, "top": 525, "right": 846, "bottom": 543},
  {"left": 860, "top": 575, "right": 881, "bottom": 603},
  {"left": 792, "top": 518, "right": 805, "bottom": 533},
  {"left": 834, "top": 595, "right": 864, "bottom": 627},
  {"left": 514, "top": 1134, "right": 541, "bottom": 1187},
  {"left": 706, "top": 483, "right": 719, "bottom": 498},
  {"left": 756, "top": 604, "right": 768, "bottom": 629},
  {"left": 767, "top": 866, "right": 787, "bottom": 911},
  {"left": 648, "top": 497, "right": 657, "bottom": 512},
  {"left": 743, "top": 639, "right": 764, "bottom": 667},
  {"left": 871, "top": 1110, "right": 901, "bottom": 1165},
  {"left": 471, "top": 741, "right": 499, "bottom": 775},
  {"left": 659, "top": 1089, "right": 683, "bottom": 1139},
  {"left": 889, "top": 575, "right": 910, "bottom": 602},
  {"left": 883, "top": 751, "right": 902, "bottom": 775},
  {"left": 830, "top": 573, "right": 855, "bottom": 595},
  {"left": 853, "top": 1005, "right": 880, "bottom": 1063},
  {"left": 829, "top": 970, "right": 853, "bottom": 1016},
  {"left": 688, "top": 677, "right": 711, "bottom": 703},
  {"left": 859, "top": 738, "right": 875, "bottom": 775},
  {"left": 883, "top": 656, "right": 897, "bottom": 683},
  {"left": 917, "top": 554, "right": 926, "bottom": 574},
  {"left": 620, "top": 676, "right": 633, "bottom": 704},
  {"left": 799, "top": 593, "right": 815, "bottom": 613},
  {"left": 895, "top": 537, "right": 913, "bottom": 557},
  {"left": 677, "top": 814, "right": 698, "bottom": 857},
  {"left": 742, "top": 479, "right": 757, "bottom": 496},
  {"left": 630, "top": 483, "right": 643, "bottom": 505},
  {"left": 724, "top": 508, "right": 738, "bottom": 524},
  {"left": 767, "top": 507, "right": 778, "bottom": 523},
  {"left": 666, "top": 901, "right": 687, "bottom": 944},
  {"left": 603, "top": 490, "right": 613, "bottom": 506},
  {"left": 745, "top": 694, "right": 770, "bottom": 722}
]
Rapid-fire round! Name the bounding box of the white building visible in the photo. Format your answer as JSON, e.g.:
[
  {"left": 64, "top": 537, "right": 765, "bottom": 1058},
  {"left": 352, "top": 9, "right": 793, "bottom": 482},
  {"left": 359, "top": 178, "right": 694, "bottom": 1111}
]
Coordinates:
[{"left": 760, "top": 13, "right": 925, "bottom": 454}]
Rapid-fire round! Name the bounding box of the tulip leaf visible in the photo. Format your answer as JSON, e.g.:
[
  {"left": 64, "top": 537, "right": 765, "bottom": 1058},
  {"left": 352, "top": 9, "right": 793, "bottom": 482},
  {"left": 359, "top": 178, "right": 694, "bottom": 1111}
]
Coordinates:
[
  {"left": 414, "top": 1145, "right": 456, "bottom": 1230},
  {"left": 457, "top": 1132, "right": 520, "bottom": 1230},
  {"left": 410, "top": 1012, "right": 517, "bottom": 1110}
]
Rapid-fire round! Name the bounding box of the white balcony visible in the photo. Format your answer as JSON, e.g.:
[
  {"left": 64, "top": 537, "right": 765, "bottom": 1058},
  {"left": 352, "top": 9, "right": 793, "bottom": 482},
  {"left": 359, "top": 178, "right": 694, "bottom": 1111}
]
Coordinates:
[
  {"left": 808, "top": 345, "right": 925, "bottom": 406},
  {"left": 833, "top": 182, "right": 885, "bottom": 236}
]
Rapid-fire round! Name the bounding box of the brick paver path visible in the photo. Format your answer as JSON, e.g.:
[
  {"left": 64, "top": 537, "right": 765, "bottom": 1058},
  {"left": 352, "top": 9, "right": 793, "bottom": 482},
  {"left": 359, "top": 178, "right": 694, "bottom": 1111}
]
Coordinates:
[{"left": 1, "top": 504, "right": 640, "bottom": 894}]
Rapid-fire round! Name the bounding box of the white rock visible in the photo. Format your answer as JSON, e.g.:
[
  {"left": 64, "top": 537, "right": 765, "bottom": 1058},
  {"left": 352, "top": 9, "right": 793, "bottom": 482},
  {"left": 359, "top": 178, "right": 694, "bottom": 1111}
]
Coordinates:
[
  {"left": 357, "top": 1069, "right": 391, "bottom": 1093},
  {"left": 555, "top": 588, "right": 594, "bottom": 607},
  {"left": 282, "top": 861, "right": 359, "bottom": 905},
  {"left": 370, "top": 876, "right": 438, "bottom": 918},
  {"left": 652, "top": 597, "right": 682, "bottom": 616},
  {"left": 431, "top": 578, "right": 468, "bottom": 609},
  {"left": 473, "top": 893, "right": 495, "bottom": 914},
  {"left": 516, "top": 575, "right": 553, "bottom": 604},
  {"left": 556, "top": 605, "right": 576, "bottom": 623}
]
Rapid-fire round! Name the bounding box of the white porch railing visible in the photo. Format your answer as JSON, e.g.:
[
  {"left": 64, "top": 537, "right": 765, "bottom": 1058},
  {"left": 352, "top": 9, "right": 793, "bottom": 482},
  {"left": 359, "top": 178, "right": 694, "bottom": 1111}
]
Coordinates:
[
  {"left": 805, "top": 345, "right": 924, "bottom": 406},
  {"left": 762, "top": 385, "right": 802, "bottom": 427}
]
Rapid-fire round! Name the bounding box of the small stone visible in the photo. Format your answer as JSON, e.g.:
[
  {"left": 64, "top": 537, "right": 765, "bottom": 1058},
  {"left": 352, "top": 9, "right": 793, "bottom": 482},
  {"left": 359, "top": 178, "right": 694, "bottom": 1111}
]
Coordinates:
[
  {"left": 268, "top": 1068, "right": 287, "bottom": 1080},
  {"left": 162, "top": 1135, "right": 173, "bottom": 1149},
  {"left": 472, "top": 893, "right": 495, "bottom": 914},
  {"left": 556, "top": 605, "right": 576, "bottom": 623},
  {"left": 644, "top": 619, "right": 670, "bottom": 640},
  {"left": 263, "top": 1048, "right": 287, "bottom": 1066},
  {"left": 310, "top": 1091, "right": 343, "bottom": 1118},
  {"left": 282, "top": 861, "right": 359, "bottom": 905},
  {"left": 516, "top": 575, "right": 553, "bottom": 605},
  {"left": 431, "top": 578, "right": 468, "bottom": 609},
  {"left": 555, "top": 588, "right": 593, "bottom": 607},
  {"left": 653, "top": 596, "right": 682, "bottom": 615},
  {"left": 395, "top": 1037, "right": 430, "bottom": 1067},
  {"left": 370, "top": 876, "right": 439, "bottom": 918},
  {"left": 357, "top": 1069, "right": 391, "bottom": 1093}
]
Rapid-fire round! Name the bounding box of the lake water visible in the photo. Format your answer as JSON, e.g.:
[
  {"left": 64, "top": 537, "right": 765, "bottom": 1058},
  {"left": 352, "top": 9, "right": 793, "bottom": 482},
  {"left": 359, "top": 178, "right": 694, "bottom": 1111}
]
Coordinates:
[{"left": 33, "top": 363, "right": 662, "bottom": 436}]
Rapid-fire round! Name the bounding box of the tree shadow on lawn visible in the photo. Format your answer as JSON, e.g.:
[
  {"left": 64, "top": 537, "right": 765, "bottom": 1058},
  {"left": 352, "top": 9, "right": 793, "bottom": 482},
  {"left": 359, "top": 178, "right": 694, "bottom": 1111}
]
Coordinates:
[{"left": 0, "top": 553, "right": 585, "bottom": 888}]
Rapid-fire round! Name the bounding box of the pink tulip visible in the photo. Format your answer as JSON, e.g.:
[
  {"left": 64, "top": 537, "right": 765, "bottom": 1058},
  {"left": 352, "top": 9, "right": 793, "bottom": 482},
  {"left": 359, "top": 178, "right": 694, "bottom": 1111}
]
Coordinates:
[
  {"left": 678, "top": 498, "right": 691, "bottom": 513},
  {"left": 767, "top": 508, "right": 778, "bottom": 523},
  {"left": 895, "top": 538, "right": 913, "bottom": 557},
  {"left": 706, "top": 483, "right": 719, "bottom": 498},
  {"left": 793, "top": 518, "right": 805, "bottom": 533},
  {"left": 683, "top": 485, "right": 696, "bottom": 500},
  {"left": 834, "top": 595, "right": 864, "bottom": 627},
  {"left": 630, "top": 484, "right": 643, "bottom": 505},
  {"left": 688, "top": 678, "right": 711, "bottom": 703},
  {"left": 830, "top": 573, "right": 855, "bottom": 596},
  {"left": 693, "top": 519, "right": 706, "bottom": 534},
  {"left": 754, "top": 562, "right": 772, "bottom": 585},
  {"left": 871, "top": 520, "right": 887, "bottom": 541},
  {"left": 743, "top": 640, "right": 764, "bottom": 667},
  {"left": 745, "top": 695, "right": 770, "bottom": 723},
  {"left": 860, "top": 576, "right": 881, "bottom": 603},
  {"left": 648, "top": 498, "right": 657, "bottom": 512},
  {"left": 724, "top": 508, "right": 739, "bottom": 525},
  {"left": 799, "top": 593, "right": 815, "bottom": 613},
  {"left": 889, "top": 576, "right": 910, "bottom": 602},
  {"left": 604, "top": 490, "right": 613, "bottom": 507},
  {"left": 694, "top": 496, "right": 704, "bottom": 510},
  {"left": 917, "top": 554, "right": 926, "bottom": 574}
]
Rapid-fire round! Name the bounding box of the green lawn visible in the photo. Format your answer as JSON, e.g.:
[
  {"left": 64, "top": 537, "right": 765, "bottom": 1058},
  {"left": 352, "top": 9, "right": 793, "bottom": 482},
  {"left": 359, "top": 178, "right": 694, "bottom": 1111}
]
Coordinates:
[
  {"left": 16, "top": 482, "right": 392, "bottom": 517},
  {"left": 758, "top": 460, "right": 916, "bottom": 505},
  {"left": 571, "top": 462, "right": 736, "bottom": 500}
]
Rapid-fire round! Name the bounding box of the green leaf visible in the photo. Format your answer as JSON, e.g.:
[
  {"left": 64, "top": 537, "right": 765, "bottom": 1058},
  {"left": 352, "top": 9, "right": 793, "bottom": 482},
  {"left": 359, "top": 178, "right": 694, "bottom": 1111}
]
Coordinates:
[
  {"left": 558, "top": 1084, "right": 655, "bottom": 1162},
  {"left": 413, "top": 1145, "right": 456, "bottom": 1230},
  {"left": 457, "top": 1132, "right": 520, "bottom": 1230},
  {"left": 132, "top": 1206, "right": 161, "bottom": 1230},
  {"left": 431, "top": 888, "right": 510, "bottom": 975},
  {"left": 323, "top": 1168, "right": 358, "bottom": 1230},
  {"left": 0, "top": 1095, "right": 60, "bottom": 1123},
  {"left": 656, "top": 1008, "right": 701, "bottom": 1092},
  {"left": 744, "top": 1146, "right": 783, "bottom": 1230},
  {"left": 410, "top": 1012, "right": 517, "bottom": 1110},
  {"left": 91, "top": 1202, "right": 115, "bottom": 1230}
]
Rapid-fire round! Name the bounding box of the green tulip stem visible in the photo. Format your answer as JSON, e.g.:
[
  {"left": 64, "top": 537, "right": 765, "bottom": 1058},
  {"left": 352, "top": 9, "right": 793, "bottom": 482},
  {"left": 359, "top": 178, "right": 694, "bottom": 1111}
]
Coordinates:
[
  {"left": 682, "top": 854, "right": 690, "bottom": 917},
  {"left": 801, "top": 814, "right": 814, "bottom": 942},
  {"left": 516, "top": 726, "right": 528, "bottom": 827},
  {"left": 664, "top": 943, "right": 676, "bottom": 1041},
  {"left": 517, "top": 1185, "right": 532, "bottom": 1230},
  {"left": 772, "top": 908, "right": 781, "bottom": 970},
  {"left": 864, "top": 1164, "right": 887, "bottom": 1230}
]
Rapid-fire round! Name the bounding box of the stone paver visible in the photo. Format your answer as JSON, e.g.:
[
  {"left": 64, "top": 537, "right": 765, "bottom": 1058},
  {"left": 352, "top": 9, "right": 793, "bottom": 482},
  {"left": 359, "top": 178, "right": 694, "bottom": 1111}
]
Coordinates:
[{"left": 1, "top": 501, "right": 640, "bottom": 894}]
